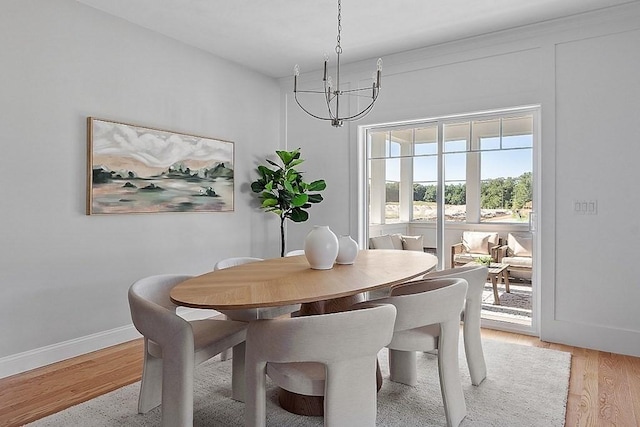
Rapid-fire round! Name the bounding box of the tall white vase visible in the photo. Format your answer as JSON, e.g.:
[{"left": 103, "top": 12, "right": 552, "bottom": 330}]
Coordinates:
[
  {"left": 336, "top": 235, "right": 358, "bottom": 265},
  {"left": 304, "top": 226, "right": 339, "bottom": 270}
]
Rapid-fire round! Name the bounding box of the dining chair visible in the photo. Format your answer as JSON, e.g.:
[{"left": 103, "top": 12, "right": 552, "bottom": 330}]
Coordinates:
[
  {"left": 422, "top": 264, "right": 489, "bottom": 385},
  {"left": 128, "top": 274, "right": 247, "bottom": 427},
  {"left": 245, "top": 303, "right": 397, "bottom": 427},
  {"left": 370, "top": 278, "right": 468, "bottom": 427}
]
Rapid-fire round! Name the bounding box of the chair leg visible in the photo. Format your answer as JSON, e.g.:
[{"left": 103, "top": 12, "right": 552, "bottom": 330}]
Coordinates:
[
  {"left": 138, "top": 346, "right": 162, "bottom": 413},
  {"left": 463, "top": 308, "right": 487, "bottom": 386},
  {"left": 232, "top": 342, "right": 246, "bottom": 402},
  {"left": 324, "top": 358, "right": 377, "bottom": 426},
  {"left": 438, "top": 320, "right": 467, "bottom": 427},
  {"left": 389, "top": 349, "right": 418, "bottom": 386},
  {"left": 245, "top": 360, "right": 267, "bottom": 427},
  {"left": 161, "top": 346, "right": 195, "bottom": 427},
  {"left": 220, "top": 315, "right": 233, "bottom": 361}
]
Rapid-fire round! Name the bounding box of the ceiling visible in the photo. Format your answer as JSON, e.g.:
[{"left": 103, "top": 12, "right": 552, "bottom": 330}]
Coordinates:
[{"left": 76, "top": 0, "right": 635, "bottom": 78}]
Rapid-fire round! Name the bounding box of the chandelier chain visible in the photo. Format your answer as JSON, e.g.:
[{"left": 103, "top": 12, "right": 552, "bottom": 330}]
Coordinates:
[{"left": 336, "top": 0, "right": 342, "bottom": 54}]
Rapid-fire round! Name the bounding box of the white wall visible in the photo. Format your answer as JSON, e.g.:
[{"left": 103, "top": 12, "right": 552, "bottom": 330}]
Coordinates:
[
  {"left": 0, "top": 0, "right": 282, "bottom": 373},
  {"left": 281, "top": 3, "right": 640, "bottom": 356}
]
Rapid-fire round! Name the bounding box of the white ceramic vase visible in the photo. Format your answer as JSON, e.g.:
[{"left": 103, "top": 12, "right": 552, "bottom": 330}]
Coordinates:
[
  {"left": 336, "top": 235, "right": 358, "bottom": 265},
  {"left": 304, "top": 226, "right": 339, "bottom": 270}
]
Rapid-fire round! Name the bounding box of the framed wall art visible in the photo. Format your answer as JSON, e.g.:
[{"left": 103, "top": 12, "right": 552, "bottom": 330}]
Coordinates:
[{"left": 87, "top": 117, "right": 234, "bottom": 214}]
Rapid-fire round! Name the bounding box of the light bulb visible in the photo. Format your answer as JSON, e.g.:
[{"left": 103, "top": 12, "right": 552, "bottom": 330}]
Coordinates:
[
  {"left": 294, "top": 64, "right": 300, "bottom": 76},
  {"left": 327, "top": 76, "right": 333, "bottom": 88},
  {"left": 377, "top": 58, "right": 383, "bottom": 71}
]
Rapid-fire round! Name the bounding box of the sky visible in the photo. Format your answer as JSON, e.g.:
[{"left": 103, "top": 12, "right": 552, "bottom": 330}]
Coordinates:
[{"left": 380, "top": 135, "right": 532, "bottom": 184}]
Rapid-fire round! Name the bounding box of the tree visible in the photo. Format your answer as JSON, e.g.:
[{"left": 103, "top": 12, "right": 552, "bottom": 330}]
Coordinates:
[
  {"left": 445, "top": 183, "right": 466, "bottom": 205},
  {"left": 385, "top": 182, "right": 399, "bottom": 202},
  {"left": 251, "top": 149, "right": 326, "bottom": 257},
  {"left": 423, "top": 185, "right": 437, "bottom": 202},
  {"left": 413, "top": 184, "right": 426, "bottom": 202},
  {"left": 512, "top": 172, "right": 532, "bottom": 210}
]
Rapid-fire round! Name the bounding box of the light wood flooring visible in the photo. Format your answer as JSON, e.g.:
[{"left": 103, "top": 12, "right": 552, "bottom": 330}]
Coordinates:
[{"left": 1, "top": 329, "right": 639, "bottom": 427}]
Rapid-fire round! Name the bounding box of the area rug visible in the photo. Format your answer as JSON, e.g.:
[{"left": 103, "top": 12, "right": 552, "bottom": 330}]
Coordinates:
[
  {"left": 481, "top": 281, "right": 532, "bottom": 322},
  {"left": 28, "top": 339, "right": 569, "bottom": 426}
]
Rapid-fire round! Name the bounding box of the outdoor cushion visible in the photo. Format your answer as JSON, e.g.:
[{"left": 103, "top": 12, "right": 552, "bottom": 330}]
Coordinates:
[
  {"left": 507, "top": 233, "right": 532, "bottom": 257},
  {"left": 462, "top": 232, "right": 498, "bottom": 255},
  {"left": 502, "top": 256, "right": 532, "bottom": 268},
  {"left": 402, "top": 235, "right": 424, "bottom": 251},
  {"left": 370, "top": 234, "right": 395, "bottom": 249},
  {"left": 389, "top": 233, "right": 404, "bottom": 250}
]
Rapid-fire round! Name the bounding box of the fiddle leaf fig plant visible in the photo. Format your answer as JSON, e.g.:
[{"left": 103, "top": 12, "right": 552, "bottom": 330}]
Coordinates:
[{"left": 251, "top": 148, "right": 326, "bottom": 257}]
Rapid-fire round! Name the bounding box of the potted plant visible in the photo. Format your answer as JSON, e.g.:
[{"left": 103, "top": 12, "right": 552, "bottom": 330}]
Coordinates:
[
  {"left": 476, "top": 255, "right": 493, "bottom": 267},
  {"left": 251, "top": 148, "right": 326, "bottom": 257}
]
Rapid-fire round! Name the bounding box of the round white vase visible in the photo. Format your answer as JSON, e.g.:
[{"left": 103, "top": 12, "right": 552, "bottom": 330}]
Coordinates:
[
  {"left": 336, "top": 235, "right": 358, "bottom": 265},
  {"left": 304, "top": 226, "right": 339, "bottom": 270}
]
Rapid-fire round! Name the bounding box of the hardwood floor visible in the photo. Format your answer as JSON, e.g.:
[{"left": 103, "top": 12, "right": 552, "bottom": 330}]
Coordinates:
[{"left": 0, "top": 330, "right": 639, "bottom": 427}]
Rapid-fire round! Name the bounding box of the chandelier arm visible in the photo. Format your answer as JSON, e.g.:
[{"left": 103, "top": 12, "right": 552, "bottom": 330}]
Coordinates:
[
  {"left": 295, "top": 89, "right": 331, "bottom": 94},
  {"left": 346, "top": 92, "right": 380, "bottom": 99},
  {"left": 294, "top": 92, "right": 334, "bottom": 122},
  {"left": 340, "top": 86, "right": 379, "bottom": 94},
  {"left": 335, "top": 92, "right": 379, "bottom": 121},
  {"left": 324, "top": 81, "right": 337, "bottom": 120}
]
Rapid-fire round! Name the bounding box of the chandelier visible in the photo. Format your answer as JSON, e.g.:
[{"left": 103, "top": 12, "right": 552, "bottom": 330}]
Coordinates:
[{"left": 293, "top": 0, "right": 382, "bottom": 128}]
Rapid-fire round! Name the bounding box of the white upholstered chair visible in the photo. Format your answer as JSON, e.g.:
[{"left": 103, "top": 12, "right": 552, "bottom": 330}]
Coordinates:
[
  {"left": 244, "top": 304, "right": 397, "bottom": 427},
  {"left": 371, "top": 278, "right": 469, "bottom": 427},
  {"left": 422, "top": 264, "right": 489, "bottom": 385},
  {"left": 128, "top": 274, "right": 247, "bottom": 427}
]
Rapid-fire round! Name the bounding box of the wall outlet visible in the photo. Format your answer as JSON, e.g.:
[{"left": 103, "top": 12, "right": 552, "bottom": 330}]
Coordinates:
[{"left": 573, "top": 200, "right": 597, "bottom": 215}]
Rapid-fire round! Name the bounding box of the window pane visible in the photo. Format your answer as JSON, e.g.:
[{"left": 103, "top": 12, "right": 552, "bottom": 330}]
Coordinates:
[
  {"left": 502, "top": 115, "right": 533, "bottom": 148},
  {"left": 413, "top": 181, "right": 437, "bottom": 221},
  {"left": 444, "top": 151, "right": 466, "bottom": 222},
  {"left": 444, "top": 181, "right": 466, "bottom": 222},
  {"left": 503, "top": 134, "right": 533, "bottom": 149},
  {"left": 368, "top": 130, "right": 387, "bottom": 159},
  {"left": 479, "top": 137, "right": 500, "bottom": 150},
  {"left": 472, "top": 118, "right": 500, "bottom": 150},
  {"left": 413, "top": 155, "right": 437, "bottom": 222},
  {"left": 444, "top": 122, "right": 469, "bottom": 152},
  {"left": 480, "top": 149, "right": 532, "bottom": 223},
  {"left": 444, "top": 152, "right": 465, "bottom": 181},
  {"left": 414, "top": 126, "right": 437, "bottom": 155},
  {"left": 385, "top": 158, "right": 400, "bottom": 182},
  {"left": 413, "top": 156, "right": 437, "bottom": 182},
  {"left": 388, "top": 140, "right": 401, "bottom": 157}
]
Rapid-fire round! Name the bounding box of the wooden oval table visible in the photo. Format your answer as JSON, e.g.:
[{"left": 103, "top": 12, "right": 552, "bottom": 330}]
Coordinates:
[{"left": 170, "top": 249, "right": 437, "bottom": 415}]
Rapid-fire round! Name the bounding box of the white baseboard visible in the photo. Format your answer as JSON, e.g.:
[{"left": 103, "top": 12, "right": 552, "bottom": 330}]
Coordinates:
[{"left": 0, "top": 308, "right": 220, "bottom": 379}]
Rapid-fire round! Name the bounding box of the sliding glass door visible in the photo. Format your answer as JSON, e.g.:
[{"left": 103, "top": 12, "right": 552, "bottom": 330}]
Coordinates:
[{"left": 362, "top": 106, "right": 538, "bottom": 332}]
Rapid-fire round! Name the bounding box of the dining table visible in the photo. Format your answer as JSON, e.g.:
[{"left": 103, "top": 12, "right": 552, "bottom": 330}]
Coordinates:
[{"left": 170, "top": 249, "right": 438, "bottom": 415}]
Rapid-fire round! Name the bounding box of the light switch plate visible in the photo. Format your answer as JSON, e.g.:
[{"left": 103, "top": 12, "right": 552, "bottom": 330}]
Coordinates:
[{"left": 573, "top": 200, "right": 597, "bottom": 215}]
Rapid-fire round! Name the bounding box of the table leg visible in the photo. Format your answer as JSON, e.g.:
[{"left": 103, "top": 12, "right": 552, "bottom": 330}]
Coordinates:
[
  {"left": 491, "top": 274, "right": 501, "bottom": 305},
  {"left": 503, "top": 270, "right": 511, "bottom": 293}
]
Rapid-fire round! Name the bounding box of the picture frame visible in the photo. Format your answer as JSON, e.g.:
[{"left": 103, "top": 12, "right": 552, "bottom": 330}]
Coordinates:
[{"left": 87, "top": 117, "right": 234, "bottom": 214}]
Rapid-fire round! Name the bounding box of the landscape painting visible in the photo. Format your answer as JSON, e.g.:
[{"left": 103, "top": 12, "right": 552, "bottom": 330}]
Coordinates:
[{"left": 87, "top": 118, "right": 234, "bottom": 214}]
